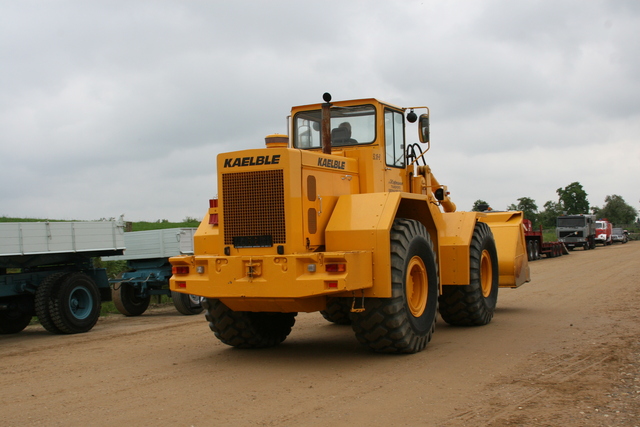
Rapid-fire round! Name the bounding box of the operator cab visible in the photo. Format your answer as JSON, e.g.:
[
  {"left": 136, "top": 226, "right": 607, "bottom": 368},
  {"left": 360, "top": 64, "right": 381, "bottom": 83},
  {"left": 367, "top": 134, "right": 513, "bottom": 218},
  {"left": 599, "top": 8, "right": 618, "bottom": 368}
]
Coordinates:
[{"left": 294, "top": 104, "right": 376, "bottom": 149}]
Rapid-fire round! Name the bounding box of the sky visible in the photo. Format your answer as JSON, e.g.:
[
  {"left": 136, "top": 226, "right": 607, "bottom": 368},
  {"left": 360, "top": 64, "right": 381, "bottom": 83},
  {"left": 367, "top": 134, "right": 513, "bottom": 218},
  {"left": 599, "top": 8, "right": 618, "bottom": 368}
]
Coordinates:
[{"left": 1, "top": 0, "right": 639, "bottom": 222}]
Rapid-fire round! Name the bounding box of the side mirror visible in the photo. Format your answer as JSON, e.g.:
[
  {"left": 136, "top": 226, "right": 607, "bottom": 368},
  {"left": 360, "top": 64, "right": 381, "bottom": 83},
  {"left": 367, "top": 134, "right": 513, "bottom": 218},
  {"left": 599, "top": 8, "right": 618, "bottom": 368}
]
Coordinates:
[{"left": 418, "top": 114, "right": 429, "bottom": 143}]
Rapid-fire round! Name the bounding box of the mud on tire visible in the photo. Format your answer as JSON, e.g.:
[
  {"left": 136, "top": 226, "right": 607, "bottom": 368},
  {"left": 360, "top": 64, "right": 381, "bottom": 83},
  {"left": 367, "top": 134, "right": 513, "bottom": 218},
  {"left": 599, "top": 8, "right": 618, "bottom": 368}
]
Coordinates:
[{"left": 203, "top": 298, "right": 296, "bottom": 348}]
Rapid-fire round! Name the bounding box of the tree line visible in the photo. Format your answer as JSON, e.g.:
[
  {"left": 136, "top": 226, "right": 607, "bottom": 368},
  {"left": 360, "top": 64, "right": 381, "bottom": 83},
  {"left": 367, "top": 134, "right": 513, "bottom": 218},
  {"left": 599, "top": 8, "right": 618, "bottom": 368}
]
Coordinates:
[{"left": 472, "top": 182, "right": 639, "bottom": 228}]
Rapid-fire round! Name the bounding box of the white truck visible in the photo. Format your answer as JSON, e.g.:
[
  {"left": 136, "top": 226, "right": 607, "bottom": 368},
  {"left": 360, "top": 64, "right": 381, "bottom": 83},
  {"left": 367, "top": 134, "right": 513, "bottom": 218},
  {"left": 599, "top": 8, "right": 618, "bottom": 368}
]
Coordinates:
[{"left": 0, "top": 219, "right": 125, "bottom": 334}]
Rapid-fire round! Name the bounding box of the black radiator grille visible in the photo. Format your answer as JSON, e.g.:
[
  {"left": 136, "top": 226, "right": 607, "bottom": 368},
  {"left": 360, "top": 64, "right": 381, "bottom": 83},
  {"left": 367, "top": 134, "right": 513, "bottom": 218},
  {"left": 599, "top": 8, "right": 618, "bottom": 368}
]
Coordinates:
[{"left": 222, "top": 170, "right": 286, "bottom": 246}]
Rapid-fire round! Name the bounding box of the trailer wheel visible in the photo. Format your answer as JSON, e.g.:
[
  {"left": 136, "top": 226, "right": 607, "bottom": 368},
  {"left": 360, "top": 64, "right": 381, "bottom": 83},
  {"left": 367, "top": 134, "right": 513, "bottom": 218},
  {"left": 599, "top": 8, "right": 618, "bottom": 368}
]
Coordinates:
[
  {"left": 438, "top": 222, "right": 499, "bottom": 326},
  {"left": 203, "top": 298, "right": 297, "bottom": 348},
  {"left": 34, "top": 272, "right": 67, "bottom": 333},
  {"left": 48, "top": 272, "right": 101, "bottom": 334},
  {"left": 350, "top": 218, "right": 438, "bottom": 354},
  {"left": 320, "top": 297, "right": 352, "bottom": 325},
  {"left": 112, "top": 282, "right": 151, "bottom": 316},
  {"left": 171, "top": 291, "right": 204, "bottom": 315},
  {"left": 0, "top": 297, "right": 33, "bottom": 334}
]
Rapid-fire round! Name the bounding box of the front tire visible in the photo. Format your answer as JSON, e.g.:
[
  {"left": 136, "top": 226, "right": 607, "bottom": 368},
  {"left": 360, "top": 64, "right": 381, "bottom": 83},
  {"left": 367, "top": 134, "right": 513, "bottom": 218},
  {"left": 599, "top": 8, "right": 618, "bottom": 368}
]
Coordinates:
[
  {"left": 350, "top": 218, "right": 439, "bottom": 354},
  {"left": 438, "top": 221, "right": 499, "bottom": 326},
  {"left": 112, "top": 281, "right": 151, "bottom": 316},
  {"left": 203, "top": 298, "right": 297, "bottom": 348}
]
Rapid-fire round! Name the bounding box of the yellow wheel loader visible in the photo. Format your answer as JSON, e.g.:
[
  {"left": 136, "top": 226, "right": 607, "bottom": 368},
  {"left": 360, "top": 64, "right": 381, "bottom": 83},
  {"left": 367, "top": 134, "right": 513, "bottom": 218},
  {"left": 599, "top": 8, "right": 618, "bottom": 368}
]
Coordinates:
[{"left": 170, "top": 93, "right": 530, "bottom": 353}]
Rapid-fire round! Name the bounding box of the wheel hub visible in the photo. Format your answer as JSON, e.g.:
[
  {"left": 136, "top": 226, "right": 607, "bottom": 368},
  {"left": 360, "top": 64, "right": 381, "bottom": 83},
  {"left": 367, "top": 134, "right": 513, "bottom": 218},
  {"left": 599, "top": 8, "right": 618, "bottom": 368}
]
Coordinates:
[
  {"left": 480, "top": 249, "right": 493, "bottom": 298},
  {"left": 406, "top": 256, "right": 428, "bottom": 317}
]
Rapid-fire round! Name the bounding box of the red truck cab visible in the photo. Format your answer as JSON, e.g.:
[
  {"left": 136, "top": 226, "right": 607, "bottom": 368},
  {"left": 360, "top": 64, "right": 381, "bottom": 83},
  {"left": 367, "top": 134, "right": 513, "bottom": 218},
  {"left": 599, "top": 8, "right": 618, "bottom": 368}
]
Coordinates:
[{"left": 595, "top": 219, "right": 612, "bottom": 245}]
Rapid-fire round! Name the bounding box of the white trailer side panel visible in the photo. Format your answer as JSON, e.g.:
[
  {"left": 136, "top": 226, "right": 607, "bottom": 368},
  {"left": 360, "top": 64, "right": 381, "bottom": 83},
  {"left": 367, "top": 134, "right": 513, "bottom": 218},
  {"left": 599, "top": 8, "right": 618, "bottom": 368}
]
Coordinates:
[
  {"left": 0, "top": 221, "right": 125, "bottom": 257},
  {"left": 103, "top": 228, "right": 196, "bottom": 261}
]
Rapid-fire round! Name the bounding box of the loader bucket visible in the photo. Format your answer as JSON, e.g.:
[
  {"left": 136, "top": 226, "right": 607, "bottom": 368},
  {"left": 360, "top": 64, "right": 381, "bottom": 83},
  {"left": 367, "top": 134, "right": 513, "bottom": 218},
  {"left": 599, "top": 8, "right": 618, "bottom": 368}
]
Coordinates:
[{"left": 480, "top": 211, "right": 530, "bottom": 288}]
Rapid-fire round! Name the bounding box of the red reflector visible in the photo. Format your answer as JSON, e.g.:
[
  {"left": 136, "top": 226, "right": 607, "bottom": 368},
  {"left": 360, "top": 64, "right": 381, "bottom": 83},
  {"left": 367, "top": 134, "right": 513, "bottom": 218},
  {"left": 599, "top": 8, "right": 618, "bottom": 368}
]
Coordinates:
[
  {"left": 325, "top": 264, "right": 346, "bottom": 273},
  {"left": 209, "top": 213, "right": 219, "bottom": 225},
  {"left": 326, "top": 281, "right": 338, "bottom": 288},
  {"left": 172, "top": 266, "right": 189, "bottom": 275},
  {"left": 176, "top": 281, "right": 187, "bottom": 288},
  {"left": 209, "top": 198, "right": 218, "bottom": 208}
]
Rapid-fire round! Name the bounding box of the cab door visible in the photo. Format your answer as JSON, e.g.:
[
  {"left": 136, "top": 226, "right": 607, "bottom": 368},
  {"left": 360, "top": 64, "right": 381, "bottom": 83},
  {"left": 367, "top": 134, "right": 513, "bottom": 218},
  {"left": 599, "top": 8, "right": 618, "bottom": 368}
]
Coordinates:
[{"left": 384, "top": 109, "right": 409, "bottom": 192}]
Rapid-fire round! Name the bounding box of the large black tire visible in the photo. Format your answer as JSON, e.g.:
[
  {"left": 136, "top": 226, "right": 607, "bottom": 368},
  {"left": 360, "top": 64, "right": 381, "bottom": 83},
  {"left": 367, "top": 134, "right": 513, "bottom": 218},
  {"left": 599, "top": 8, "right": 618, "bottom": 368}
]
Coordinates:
[
  {"left": 0, "top": 297, "right": 33, "bottom": 334},
  {"left": 320, "top": 297, "right": 352, "bottom": 325},
  {"left": 439, "top": 221, "right": 499, "bottom": 326},
  {"left": 34, "top": 272, "right": 67, "bottom": 333},
  {"left": 350, "top": 218, "right": 439, "bottom": 354},
  {"left": 171, "top": 291, "right": 204, "bottom": 315},
  {"left": 49, "top": 272, "right": 101, "bottom": 334},
  {"left": 202, "top": 298, "right": 297, "bottom": 348},
  {"left": 112, "top": 281, "right": 151, "bottom": 316}
]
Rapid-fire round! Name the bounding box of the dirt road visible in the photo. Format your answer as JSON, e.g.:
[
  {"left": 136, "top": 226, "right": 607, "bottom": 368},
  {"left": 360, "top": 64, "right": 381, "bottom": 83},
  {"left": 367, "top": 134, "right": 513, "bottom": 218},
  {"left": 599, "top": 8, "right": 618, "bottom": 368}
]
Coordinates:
[{"left": 1, "top": 241, "right": 639, "bottom": 426}]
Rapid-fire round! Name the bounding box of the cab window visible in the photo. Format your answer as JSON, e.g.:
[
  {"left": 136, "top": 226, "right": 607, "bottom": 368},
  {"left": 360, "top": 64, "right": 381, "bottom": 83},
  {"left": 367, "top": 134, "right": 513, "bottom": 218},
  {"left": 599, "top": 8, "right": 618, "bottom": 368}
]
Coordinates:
[
  {"left": 385, "top": 109, "right": 405, "bottom": 168},
  {"left": 293, "top": 105, "right": 376, "bottom": 149}
]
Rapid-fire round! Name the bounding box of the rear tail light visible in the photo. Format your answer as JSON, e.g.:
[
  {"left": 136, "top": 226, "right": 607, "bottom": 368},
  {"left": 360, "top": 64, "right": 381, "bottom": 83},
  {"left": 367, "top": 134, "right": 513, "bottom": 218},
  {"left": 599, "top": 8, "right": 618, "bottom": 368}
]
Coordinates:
[
  {"left": 325, "top": 263, "right": 346, "bottom": 273},
  {"left": 172, "top": 266, "right": 189, "bottom": 275},
  {"left": 209, "top": 198, "right": 219, "bottom": 225}
]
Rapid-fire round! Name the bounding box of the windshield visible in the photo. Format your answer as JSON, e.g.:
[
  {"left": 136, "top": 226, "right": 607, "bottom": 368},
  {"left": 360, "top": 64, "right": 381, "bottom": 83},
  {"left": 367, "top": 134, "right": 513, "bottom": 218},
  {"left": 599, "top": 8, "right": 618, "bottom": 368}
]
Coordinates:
[
  {"left": 293, "top": 105, "right": 376, "bottom": 149},
  {"left": 557, "top": 217, "right": 586, "bottom": 227}
]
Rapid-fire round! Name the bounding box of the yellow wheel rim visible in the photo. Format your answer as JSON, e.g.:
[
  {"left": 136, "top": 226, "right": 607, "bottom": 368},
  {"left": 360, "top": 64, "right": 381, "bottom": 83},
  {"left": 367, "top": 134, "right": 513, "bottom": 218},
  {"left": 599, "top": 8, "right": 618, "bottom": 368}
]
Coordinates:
[
  {"left": 406, "top": 256, "right": 428, "bottom": 317},
  {"left": 480, "top": 249, "right": 493, "bottom": 298}
]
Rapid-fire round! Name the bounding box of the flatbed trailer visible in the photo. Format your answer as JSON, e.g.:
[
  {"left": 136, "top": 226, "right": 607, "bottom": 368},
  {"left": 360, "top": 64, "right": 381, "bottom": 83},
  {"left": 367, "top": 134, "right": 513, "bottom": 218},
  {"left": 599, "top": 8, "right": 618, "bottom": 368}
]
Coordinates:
[
  {"left": 0, "top": 220, "right": 125, "bottom": 334},
  {"left": 523, "top": 219, "right": 567, "bottom": 260},
  {"left": 103, "top": 228, "right": 203, "bottom": 316}
]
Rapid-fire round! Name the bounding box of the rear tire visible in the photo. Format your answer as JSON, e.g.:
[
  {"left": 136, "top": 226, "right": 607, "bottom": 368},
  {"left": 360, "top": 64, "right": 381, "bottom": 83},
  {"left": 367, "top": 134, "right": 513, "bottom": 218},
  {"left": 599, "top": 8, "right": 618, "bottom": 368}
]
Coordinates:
[
  {"left": 320, "top": 297, "right": 352, "bottom": 325},
  {"left": 49, "top": 272, "right": 101, "bottom": 334},
  {"left": 171, "top": 291, "right": 204, "bottom": 315},
  {"left": 350, "top": 218, "right": 438, "bottom": 354},
  {"left": 34, "top": 272, "right": 67, "bottom": 333},
  {"left": 203, "top": 298, "right": 297, "bottom": 348},
  {"left": 438, "top": 222, "right": 499, "bottom": 326},
  {"left": 0, "top": 297, "right": 33, "bottom": 334},
  {"left": 112, "top": 281, "right": 151, "bottom": 316}
]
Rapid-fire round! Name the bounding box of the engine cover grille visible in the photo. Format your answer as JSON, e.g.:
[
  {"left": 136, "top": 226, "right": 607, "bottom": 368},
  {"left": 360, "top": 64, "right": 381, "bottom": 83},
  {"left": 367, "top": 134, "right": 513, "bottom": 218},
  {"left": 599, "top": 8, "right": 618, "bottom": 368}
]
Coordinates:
[{"left": 222, "top": 169, "right": 286, "bottom": 246}]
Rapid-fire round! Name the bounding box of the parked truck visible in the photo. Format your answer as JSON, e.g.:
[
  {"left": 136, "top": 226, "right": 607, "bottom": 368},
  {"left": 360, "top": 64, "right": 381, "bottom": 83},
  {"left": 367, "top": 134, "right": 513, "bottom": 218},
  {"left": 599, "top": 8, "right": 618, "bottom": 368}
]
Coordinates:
[
  {"left": 0, "top": 219, "right": 125, "bottom": 334},
  {"left": 103, "top": 228, "right": 203, "bottom": 316},
  {"left": 523, "top": 219, "right": 566, "bottom": 259},
  {"left": 595, "top": 219, "right": 613, "bottom": 245},
  {"left": 169, "top": 94, "right": 530, "bottom": 354},
  {"left": 556, "top": 214, "right": 596, "bottom": 250}
]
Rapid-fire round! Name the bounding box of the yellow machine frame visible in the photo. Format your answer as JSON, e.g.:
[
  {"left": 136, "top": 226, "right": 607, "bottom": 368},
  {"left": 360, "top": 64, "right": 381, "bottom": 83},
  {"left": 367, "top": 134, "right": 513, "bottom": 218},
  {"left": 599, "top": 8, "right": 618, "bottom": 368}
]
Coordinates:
[{"left": 170, "top": 97, "right": 530, "bottom": 314}]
